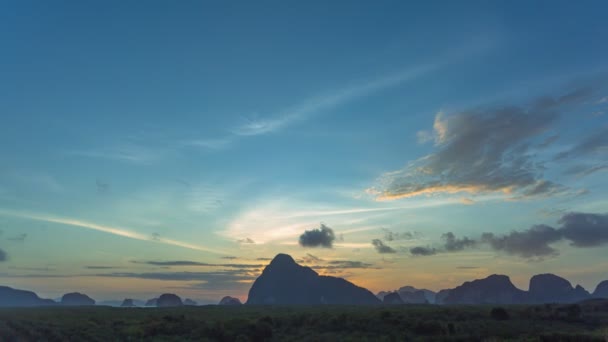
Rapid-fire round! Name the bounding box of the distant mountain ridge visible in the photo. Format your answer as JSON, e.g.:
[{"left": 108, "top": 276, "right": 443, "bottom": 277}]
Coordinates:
[
  {"left": 246, "top": 253, "right": 380, "bottom": 305},
  {"left": 381, "top": 273, "right": 608, "bottom": 305},
  {"left": 2, "top": 261, "right": 608, "bottom": 307},
  {"left": 528, "top": 274, "right": 590, "bottom": 304},
  {"left": 61, "top": 292, "right": 95, "bottom": 306},
  {"left": 442, "top": 274, "right": 528, "bottom": 305},
  {"left": 377, "top": 286, "right": 436, "bottom": 304},
  {"left": 0, "top": 286, "right": 56, "bottom": 307},
  {"left": 594, "top": 280, "right": 608, "bottom": 298}
]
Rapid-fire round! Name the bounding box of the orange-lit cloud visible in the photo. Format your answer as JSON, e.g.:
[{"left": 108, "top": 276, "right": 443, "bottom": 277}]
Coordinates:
[{"left": 374, "top": 184, "right": 512, "bottom": 201}]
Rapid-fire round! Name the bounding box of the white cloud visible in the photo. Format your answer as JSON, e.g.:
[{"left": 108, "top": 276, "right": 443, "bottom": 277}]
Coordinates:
[
  {"left": 69, "top": 142, "right": 165, "bottom": 164},
  {"left": 0, "top": 209, "right": 228, "bottom": 255},
  {"left": 416, "top": 130, "right": 433, "bottom": 144},
  {"left": 179, "top": 138, "right": 232, "bottom": 150}
]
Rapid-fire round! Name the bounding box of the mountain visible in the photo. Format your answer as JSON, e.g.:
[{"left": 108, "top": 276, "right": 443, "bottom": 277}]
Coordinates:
[
  {"left": 61, "top": 292, "right": 95, "bottom": 306},
  {"left": 246, "top": 253, "right": 381, "bottom": 305},
  {"left": 120, "top": 299, "right": 136, "bottom": 307},
  {"left": 382, "top": 292, "right": 404, "bottom": 305},
  {"left": 377, "top": 286, "right": 435, "bottom": 304},
  {"left": 184, "top": 298, "right": 198, "bottom": 306},
  {"left": 157, "top": 293, "right": 183, "bottom": 307},
  {"left": 145, "top": 298, "right": 158, "bottom": 306},
  {"left": 443, "top": 275, "right": 527, "bottom": 305},
  {"left": 594, "top": 280, "right": 608, "bottom": 298},
  {"left": 0, "top": 286, "right": 56, "bottom": 307},
  {"left": 219, "top": 296, "right": 242, "bottom": 305},
  {"left": 398, "top": 286, "right": 436, "bottom": 304},
  {"left": 400, "top": 290, "right": 429, "bottom": 304},
  {"left": 435, "top": 289, "right": 451, "bottom": 305},
  {"left": 529, "top": 274, "right": 590, "bottom": 303}
]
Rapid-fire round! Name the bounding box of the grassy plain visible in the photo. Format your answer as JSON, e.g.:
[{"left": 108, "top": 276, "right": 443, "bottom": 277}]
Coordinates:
[{"left": 1, "top": 301, "right": 607, "bottom": 341}]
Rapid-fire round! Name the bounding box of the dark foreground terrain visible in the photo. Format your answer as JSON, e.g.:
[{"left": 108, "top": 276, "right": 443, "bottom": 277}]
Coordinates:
[{"left": 1, "top": 300, "right": 607, "bottom": 341}]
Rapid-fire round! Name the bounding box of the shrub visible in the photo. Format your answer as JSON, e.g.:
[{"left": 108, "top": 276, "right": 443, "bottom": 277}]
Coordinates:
[
  {"left": 413, "top": 320, "right": 444, "bottom": 335},
  {"left": 490, "top": 307, "right": 509, "bottom": 321}
]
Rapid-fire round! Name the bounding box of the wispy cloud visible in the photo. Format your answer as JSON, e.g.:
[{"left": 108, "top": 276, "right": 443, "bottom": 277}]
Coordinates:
[
  {"left": 222, "top": 197, "right": 471, "bottom": 244},
  {"left": 68, "top": 141, "right": 167, "bottom": 164},
  {"left": 93, "top": 270, "right": 257, "bottom": 283},
  {"left": 179, "top": 138, "right": 232, "bottom": 150},
  {"left": 0, "top": 209, "right": 228, "bottom": 255},
  {"left": 132, "top": 260, "right": 263, "bottom": 268},
  {"left": 233, "top": 63, "right": 440, "bottom": 137},
  {"left": 187, "top": 47, "right": 487, "bottom": 150}
]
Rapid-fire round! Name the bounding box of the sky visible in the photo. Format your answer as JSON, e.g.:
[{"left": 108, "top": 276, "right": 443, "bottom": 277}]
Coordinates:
[{"left": 1, "top": 0, "right": 607, "bottom": 303}]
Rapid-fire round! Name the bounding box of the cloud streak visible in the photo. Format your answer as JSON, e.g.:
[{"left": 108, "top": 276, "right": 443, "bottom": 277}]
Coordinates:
[
  {"left": 95, "top": 270, "right": 257, "bottom": 283},
  {"left": 554, "top": 126, "right": 608, "bottom": 161},
  {"left": 0, "top": 209, "right": 228, "bottom": 255},
  {"left": 188, "top": 45, "right": 490, "bottom": 151},
  {"left": 312, "top": 260, "right": 375, "bottom": 270},
  {"left": 133, "top": 260, "right": 263, "bottom": 268},
  {"left": 232, "top": 63, "right": 441, "bottom": 138}
]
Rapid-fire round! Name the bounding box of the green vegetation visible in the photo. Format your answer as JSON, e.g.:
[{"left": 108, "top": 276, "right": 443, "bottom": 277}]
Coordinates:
[{"left": 1, "top": 302, "right": 607, "bottom": 341}]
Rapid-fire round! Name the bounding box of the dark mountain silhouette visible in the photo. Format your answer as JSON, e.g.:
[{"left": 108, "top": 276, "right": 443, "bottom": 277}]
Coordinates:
[
  {"left": 594, "top": 280, "right": 608, "bottom": 298},
  {"left": 61, "top": 292, "right": 95, "bottom": 306},
  {"left": 157, "top": 293, "right": 183, "bottom": 307},
  {"left": 99, "top": 299, "right": 145, "bottom": 307},
  {"left": 382, "top": 292, "right": 404, "bottom": 305},
  {"left": 572, "top": 285, "right": 591, "bottom": 301},
  {"left": 377, "top": 286, "right": 432, "bottom": 304},
  {"left": 184, "top": 298, "right": 198, "bottom": 306},
  {"left": 145, "top": 298, "right": 158, "bottom": 306},
  {"left": 246, "top": 253, "right": 380, "bottom": 305},
  {"left": 398, "top": 286, "right": 435, "bottom": 303},
  {"left": 443, "top": 275, "right": 527, "bottom": 305},
  {"left": 400, "top": 290, "right": 429, "bottom": 304},
  {"left": 0, "top": 286, "right": 56, "bottom": 307},
  {"left": 529, "top": 274, "right": 590, "bottom": 303},
  {"left": 435, "top": 289, "right": 451, "bottom": 305},
  {"left": 219, "top": 296, "right": 242, "bottom": 305},
  {"left": 120, "top": 299, "right": 136, "bottom": 307}
]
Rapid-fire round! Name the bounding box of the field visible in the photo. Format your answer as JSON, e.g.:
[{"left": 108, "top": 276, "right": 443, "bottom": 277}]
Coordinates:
[{"left": 1, "top": 301, "right": 608, "bottom": 341}]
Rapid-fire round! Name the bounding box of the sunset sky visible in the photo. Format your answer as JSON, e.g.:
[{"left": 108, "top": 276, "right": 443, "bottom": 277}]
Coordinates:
[{"left": 1, "top": 1, "right": 607, "bottom": 303}]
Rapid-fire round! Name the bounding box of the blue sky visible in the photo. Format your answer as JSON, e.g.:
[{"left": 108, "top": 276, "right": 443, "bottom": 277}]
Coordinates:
[{"left": 1, "top": 0, "right": 607, "bottom": 302}]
